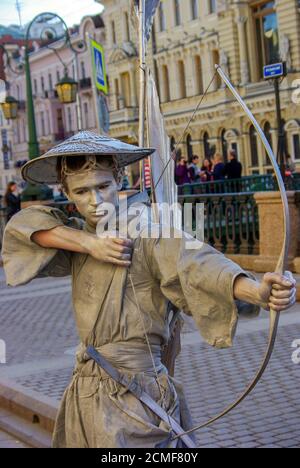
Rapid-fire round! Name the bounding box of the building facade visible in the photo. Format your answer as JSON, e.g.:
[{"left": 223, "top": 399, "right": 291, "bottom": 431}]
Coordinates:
[
  {"left": 98, "top": 0, "right": 300, "bottom": 176},
  {"left": 1, "top": 14, "right": 105, "bottom": 194}
]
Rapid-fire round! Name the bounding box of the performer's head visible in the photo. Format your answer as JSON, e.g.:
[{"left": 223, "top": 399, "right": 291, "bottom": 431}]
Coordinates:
[{"left": 56, "top": 154, "right": 123, "bottom": 227}]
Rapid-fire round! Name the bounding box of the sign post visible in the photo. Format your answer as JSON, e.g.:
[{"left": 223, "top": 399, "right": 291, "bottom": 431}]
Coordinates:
[{"left": 263, "top": 62, "right": 287, "bottom": 180}]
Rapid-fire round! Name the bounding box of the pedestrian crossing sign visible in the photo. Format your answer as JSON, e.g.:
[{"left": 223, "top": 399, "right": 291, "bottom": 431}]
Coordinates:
[{"left": 90, "top": 39, "right": 108, "bottom": 95}]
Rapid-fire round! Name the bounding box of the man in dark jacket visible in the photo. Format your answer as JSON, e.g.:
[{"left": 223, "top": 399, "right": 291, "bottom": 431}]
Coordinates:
[{"left": 224, "top": 150, "right": 242, "bottom": 179}]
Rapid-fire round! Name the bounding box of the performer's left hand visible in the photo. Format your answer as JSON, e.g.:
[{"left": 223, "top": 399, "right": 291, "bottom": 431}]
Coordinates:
[{"left": 258, "top": 271, "right": 297, "bottom": 312}]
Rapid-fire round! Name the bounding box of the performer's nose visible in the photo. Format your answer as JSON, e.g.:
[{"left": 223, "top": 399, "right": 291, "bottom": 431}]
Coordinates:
[{"left": 90, "top": 189, "right": 102, "bottom": 207}]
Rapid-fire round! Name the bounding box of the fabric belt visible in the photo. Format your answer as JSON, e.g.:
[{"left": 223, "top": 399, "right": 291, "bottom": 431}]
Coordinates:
[{"left": 86, "top": 345, "right": 196, "bottom": 448}]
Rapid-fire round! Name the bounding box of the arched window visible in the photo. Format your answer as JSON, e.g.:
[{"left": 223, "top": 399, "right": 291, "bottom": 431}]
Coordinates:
[
  {"left": 263, "top": 122, "right": 272, "bottom": 164},
  {"left": 203, "top": 132, "right": 211, "bottom": 158},
  {"left": 162, "top": 65, "right": 170, "bottom": 102},
  {"left": 186, "top": 134, "right": 193, "bottom": 162},
  {"left": 194, "top": 56, "right": 204, "bottom": 95},
  {"left": 178, "top": 60, "right": 186, "bottom": 99},
  {"left": 249, "top": 125, "right": 259, "bottom": 167},
  {"left": 159, "top": 3, "right": 166, "bottom": 31},
  {"left": 170, "top": 136, "right": 176, "bottom": 152},
  {"left": 221, "top": 129, "right": 228, "bottom": 162}
]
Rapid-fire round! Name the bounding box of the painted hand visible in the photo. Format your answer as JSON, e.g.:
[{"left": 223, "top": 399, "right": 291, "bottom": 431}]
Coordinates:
[
  {"left": 258, "top": 271, "right": 297, "bottom": 312},
  {"left": 87, "top": 236, "right": 133, "bottom": 267}
]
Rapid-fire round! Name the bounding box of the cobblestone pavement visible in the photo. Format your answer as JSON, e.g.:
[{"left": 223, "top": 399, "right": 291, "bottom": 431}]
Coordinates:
[
  {"left": 0, "top": 268, "right": 299, "bottom": 448},
  {"left": 0, "top": 429, "right": 29, "bottom": 448}
]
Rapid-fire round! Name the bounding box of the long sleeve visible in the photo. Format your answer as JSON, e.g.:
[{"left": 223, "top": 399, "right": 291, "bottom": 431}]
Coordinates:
[
  {"left": 1, "top": 205, "right": 83, "bottom": 286},
  {"left": 145, "top": 231, "right": 260, "bottom": 349}
]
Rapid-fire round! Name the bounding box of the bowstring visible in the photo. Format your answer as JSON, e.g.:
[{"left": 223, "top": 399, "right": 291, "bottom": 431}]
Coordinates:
[{"left": 126, "top": 70, "right": 218, "bottom": 438}]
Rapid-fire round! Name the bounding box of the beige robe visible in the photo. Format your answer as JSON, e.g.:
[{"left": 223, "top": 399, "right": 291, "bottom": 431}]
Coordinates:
[{"left": 1, "top": 204, "right": 259, "bottom": 448}]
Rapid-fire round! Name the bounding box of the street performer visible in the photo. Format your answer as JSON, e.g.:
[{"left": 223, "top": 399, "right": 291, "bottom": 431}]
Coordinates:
[{"left": 2, "top": 131, "right": 296, "bottom": 448}]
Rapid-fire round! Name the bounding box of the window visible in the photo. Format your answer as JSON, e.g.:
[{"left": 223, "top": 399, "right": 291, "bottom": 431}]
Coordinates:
[
  {"left": 56, "top": 70, "right": 60, "bottom": 82},
  {"left": 33, "top": 79, "right": 38, "bottom": 95},
  {"left": 111, "top": 20, "right": 116, "bottom": 45},
  {"left": 203, "top": 132, "right": 211, "bottom": 158},
  {"left": 48, "top": 73, "right": 53, "bottom": 90},
  {"left": 67, "top": 107, "right": 72, "bottom": 132},
  {"left": 253, "top": 1, "right": 279, "bottom": 75},
  {"left": 81, "top": 61, "right": 86, "bottom": 80},
  {"left": 212, "top": 50, "right": 221, "bottom": 88},
  {"left": 120, "top": 72, "right": 131, "bottom": 107},
  {"left": 114, "top": 78, "right": 120, "bottom": 110},
  {"left": 221, "top": 129, "right": 228, "bottom": 163},
  {"left": 124, "top": 12, "right": 130, "bottom": 41},
  {"left": 263, "top": 121, "right": 273, "bottom": 163},
  {"left": 249, "top": 125, "right": 259, "bottom": 166},
  {"left": 162, "top": 65, "right": 170, "bottom": 102},
  {"left": 186, "top": 134, "right": 193, "bottom": 162},
  {"left": 170, "top": 136, "right": 176, "bottom": 152},
  {"left": 194, "top": 56, "right": 204, "bottom": 95},
  {"left": 159, "top": 2, "right": 166, "bottom": 31},
  {"left": 41, "top": 76, "right": 45, "bottom": 92},
  {"left": 174, "top": 0, "right": 181, "bottom": 26},
  {"left": 209, "top": 0, "right": 217, "bottom": 14},
  {"left": 293, "top": 134, "right": 300, "bottom": 160},
  {"left": 178, "top": 60, "right": 186, "bottom": 98},
  {"left": 83, "top": 102, "right": 89, "bottom": 129},
  {"left": 41, "top": 111, "right": 45, "bottom": 136},
  {"left": 191, "top": 0, "right": 198, "bottom": 20}
]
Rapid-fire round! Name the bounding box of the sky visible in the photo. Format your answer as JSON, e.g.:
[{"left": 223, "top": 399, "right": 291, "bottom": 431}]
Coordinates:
[{"left": 0, "top": 0, "right": 104, "bottom": 28}]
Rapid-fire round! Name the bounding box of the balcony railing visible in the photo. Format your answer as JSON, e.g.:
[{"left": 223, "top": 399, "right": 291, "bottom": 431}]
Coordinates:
[
  {"left": 178, "top": 192, "right": 259, "bottom": 255},
  {"left": 178, "top": 173, "right": 300, "bottom": 195}
]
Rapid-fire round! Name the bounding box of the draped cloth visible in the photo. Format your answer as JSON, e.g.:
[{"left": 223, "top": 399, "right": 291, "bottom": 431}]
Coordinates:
[{"left": 1, "top": 203, "right": 259, "bottom": 448}]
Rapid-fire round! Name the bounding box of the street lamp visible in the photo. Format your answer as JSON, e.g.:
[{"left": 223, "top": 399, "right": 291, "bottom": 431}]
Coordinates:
[
  {"left": 1, "top": 96, "right": 18, "bottom": 120},
  {"left": 55, "top": 71, "right": 78, "bottom": 104}
]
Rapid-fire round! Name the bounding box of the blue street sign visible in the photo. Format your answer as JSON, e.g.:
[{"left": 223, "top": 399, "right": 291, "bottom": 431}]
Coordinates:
[{"left": 263, "top": 63, "right": 286, "bottom": 80}]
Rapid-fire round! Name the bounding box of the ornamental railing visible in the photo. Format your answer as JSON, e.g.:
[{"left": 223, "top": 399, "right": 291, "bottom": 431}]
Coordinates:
[
  {"left": 178, "top": 173, "right": 300, "bottom": 195},
  {"left": 178, "top": 192, "right": 259, "bottom": 255}
]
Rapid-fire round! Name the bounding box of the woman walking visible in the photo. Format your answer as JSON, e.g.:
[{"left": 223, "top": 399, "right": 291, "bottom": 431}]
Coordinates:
[{"left": 4, "top": 181, "right": 21, "bottom": 222}]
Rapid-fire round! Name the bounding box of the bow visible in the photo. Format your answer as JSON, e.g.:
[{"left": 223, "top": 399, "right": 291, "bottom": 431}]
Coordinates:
[{"left": 172, "top": 65, "right": 290, "bottom": 440}]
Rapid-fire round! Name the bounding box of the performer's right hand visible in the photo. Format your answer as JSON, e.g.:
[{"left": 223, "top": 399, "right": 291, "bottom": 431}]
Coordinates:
[{"left": 86, "top": 236, "right": 133, "bottom": 267}]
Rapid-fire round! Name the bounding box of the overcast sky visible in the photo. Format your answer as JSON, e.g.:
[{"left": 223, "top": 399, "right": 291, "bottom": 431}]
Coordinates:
[{"left": 0, "top": 0, "right": 103, "bottom": 28}]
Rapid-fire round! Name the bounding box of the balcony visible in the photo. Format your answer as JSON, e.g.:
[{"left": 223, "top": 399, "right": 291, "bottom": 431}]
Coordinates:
[{"left": 110, "top": 107, "right": 139, "bottom": 125}]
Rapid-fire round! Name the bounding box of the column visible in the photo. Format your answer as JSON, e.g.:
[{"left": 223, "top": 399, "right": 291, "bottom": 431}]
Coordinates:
[{"left": 236, "top": 15, "right": 250, "bottom": 86}]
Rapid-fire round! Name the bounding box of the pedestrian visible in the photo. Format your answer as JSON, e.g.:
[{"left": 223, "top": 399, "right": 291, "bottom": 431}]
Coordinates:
[
  {"left": 175, "top": 156, "right": 191, "bottom": 185},
  {"left": 188, "top": 155, "right": 201, "bottom": 183},
  {"left": 4, "top": 181, "right": 21, "bottom": 222},
  {"left": 200, "top": 158, "right": 213, "bottom": 182},
  {"left": 212, "top": 153, "right": 225, "bottom": 181},
  {"left": 2, "top": 131, "right": 296, "bottom": 448},
  {"left": 224, "top": 149, "right": 243, "bottom": 179}
]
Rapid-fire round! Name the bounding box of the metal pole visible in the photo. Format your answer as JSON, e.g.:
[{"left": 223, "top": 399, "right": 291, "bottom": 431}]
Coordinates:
[
  {"left": 86, "top": 33, "right": 101, "bottom": 134},
  {"left": 73, "top": 53, "right": 83, "bottom": 131},
  {"left": 138, "top": 0, "right": 146, "bottom": 191},
  {"left": 274, "top": 78, "right": 286, "bottom": 180},
  {"left": 25, "top": 44, "right": 39, "bottom": 159}
]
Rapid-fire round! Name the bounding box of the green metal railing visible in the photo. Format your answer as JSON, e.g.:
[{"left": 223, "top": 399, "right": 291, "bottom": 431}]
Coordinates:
[{"left": 178, "top": 173, "right": 300, "bottom": 195}]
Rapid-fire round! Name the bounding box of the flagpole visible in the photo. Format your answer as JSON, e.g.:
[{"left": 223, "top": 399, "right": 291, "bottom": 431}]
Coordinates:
[{"left": 138, "top": 0, "right": 146, "bottom": 191}]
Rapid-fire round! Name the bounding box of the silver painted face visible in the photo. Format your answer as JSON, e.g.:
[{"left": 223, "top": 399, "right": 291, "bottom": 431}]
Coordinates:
[{"left": 66, "top": 169, "right": 120, "bottom": 228}]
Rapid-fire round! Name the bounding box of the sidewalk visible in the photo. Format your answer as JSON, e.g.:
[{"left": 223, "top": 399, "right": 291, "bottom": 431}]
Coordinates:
[{"left": 0, "top": 267, "right": 299, "bottom": 447}]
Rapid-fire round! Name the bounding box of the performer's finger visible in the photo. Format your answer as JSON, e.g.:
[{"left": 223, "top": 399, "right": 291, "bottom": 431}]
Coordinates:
[
  {"left": 107, "top": 257, "right": 131, "bottom": 267},
  {"left": 112, "top": 238, "right": 133, "bottom": 247},
  {"left": 271, "top": 287, "right": 296, "bottom": 299}
]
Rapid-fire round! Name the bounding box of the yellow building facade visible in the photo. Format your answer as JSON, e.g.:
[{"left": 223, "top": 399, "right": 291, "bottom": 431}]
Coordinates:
[{"left": 98, "top": 0, "right": 300, "bottom": 177}]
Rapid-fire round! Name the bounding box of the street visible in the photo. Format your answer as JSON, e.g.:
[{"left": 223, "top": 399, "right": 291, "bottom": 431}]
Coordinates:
[{"left": 0, "top": 267, "right": 299, "bottom": 448}]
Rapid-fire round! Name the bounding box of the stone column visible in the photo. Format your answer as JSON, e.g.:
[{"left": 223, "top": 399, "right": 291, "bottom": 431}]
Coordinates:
[
  {"left": 156, "top": 64, "right": 166, "bottom": 103},
  {"left": 236, "top": 16, "right": 250, "bottom": 86},
  {"left": 253, "top": 191, "right": 300, "bottom": 272},
  {"left": 185, "top": 51, "right": 195, "bottom": 97}
]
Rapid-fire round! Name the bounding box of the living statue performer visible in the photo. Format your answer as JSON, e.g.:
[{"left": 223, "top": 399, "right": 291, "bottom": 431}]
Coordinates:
[{"left": 2, "top": 131, "right": 296, "bottom": 448}]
